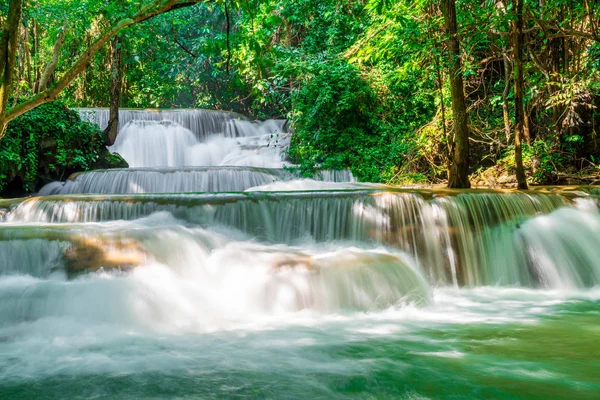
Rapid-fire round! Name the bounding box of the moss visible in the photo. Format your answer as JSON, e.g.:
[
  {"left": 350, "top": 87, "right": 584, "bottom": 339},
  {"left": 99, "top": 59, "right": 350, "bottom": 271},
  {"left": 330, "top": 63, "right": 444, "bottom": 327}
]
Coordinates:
[{"left": 95, "top": 150, "right": 129, "bottom": 170}]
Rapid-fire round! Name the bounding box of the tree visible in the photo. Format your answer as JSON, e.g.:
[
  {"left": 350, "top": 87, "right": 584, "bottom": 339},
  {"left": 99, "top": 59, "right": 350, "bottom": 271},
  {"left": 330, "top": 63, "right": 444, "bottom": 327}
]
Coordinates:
[
  {"left": 511, "top": 0, "right": 528, "bottom": 189},
  {"left": 441, "top": 0, "right": 470, "bottom": 188},
  {"left": 105, "top": 35, "right": 123, "bottom": 146},
  {"left": 0, "top": 0, "right": 206, "bottom": 139}
]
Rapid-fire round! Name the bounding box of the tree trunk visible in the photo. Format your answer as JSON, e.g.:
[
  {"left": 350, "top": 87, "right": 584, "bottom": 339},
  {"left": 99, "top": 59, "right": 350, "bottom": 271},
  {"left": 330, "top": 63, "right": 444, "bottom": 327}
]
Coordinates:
[
  {"left": 441, "top": 0, "right": 470, "bottom": 188},
  {"left": 512, "top": 0, "right": 528, "bottom": 189},
  {"left": 523, "top": 107, "right": 531, "bottom": 144},
  {"left": 37, "top": 27, "right": 66, "bottom": 93},
  {"left": 0, "top": 0, "right": 24, "bottom": 138},
  {"left": 24, "top": 22, "right": 32, "bottom": 89},
  {"left": 502, "top": 53, "right": 512, "bottom": 143},
  {"left": 105, "top": 35, "right": 123, "bottom": 146}
]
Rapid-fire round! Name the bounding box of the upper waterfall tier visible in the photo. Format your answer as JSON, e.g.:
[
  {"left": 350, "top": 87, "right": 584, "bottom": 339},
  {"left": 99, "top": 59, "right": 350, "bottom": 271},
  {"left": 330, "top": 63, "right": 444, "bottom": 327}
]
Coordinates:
[
  {"left": 77, "top": 108, "right": 286, "bottom": 141},
  {"left": 108, "top": 119, "right": 289, "bottom": 168},
  {"left": 78, "top": 108, "right": 291, "bottom": 169},
  {"left": 38, "top": 108, "right": 355, "bottom": 194}
]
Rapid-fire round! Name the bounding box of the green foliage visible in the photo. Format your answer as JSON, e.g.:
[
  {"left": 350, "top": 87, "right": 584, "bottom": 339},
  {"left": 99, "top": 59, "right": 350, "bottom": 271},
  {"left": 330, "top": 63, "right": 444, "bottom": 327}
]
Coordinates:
[
  {"left": 0, "top": 102, "right": 105, "bottom": 193},
  {"left": 288, "top": 58, "right": 433, "bottom": 182},
  {"left": 8, "top": 0, "right": 600, "bottom": 187},
  {"left": 288, "top": 59, "right": 383, "bottom": 181}
]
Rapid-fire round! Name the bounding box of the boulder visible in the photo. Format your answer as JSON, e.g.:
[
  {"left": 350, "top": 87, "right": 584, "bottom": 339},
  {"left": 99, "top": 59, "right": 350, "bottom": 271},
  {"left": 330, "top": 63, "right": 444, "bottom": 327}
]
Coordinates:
[{"left": 63, "top": 236, "right": 147, "bottom": 276}]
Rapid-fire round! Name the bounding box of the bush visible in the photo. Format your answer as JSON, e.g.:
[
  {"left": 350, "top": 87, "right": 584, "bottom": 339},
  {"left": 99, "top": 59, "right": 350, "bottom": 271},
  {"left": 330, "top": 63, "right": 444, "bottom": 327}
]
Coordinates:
[
  {"left": 0, "top": 102, "right": 110, "bottom": 195},
  {"left": 287, "top": 58, "right": 433, "bottom": 182}
]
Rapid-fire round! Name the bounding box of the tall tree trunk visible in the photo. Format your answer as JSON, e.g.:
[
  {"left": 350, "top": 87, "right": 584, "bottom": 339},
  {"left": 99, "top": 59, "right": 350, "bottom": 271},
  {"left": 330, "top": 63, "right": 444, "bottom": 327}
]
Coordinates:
[
  {"left": 502, "top": 53, "right": 512, "bottom": 143},
  {"left": 523, "top": 107, "right": 531, "bottom": 144},
  {"left": 441, "top": 0, "right": 470, "bottom": 188},
  {"left": 512, "top": 0, "right": 528, "bottom": 189},
  {"left": 24, "top": 22, "right": 32, "bottom": 90},
  {"left": 37, "top": 27, "right": 66, "bottom": 93},
  {"left": 33, "top": 20, "right": 41, "bottom": 94},
  {"left": 105, "top": 35, "right": 123, "bottom": 146},
  {"left": 0, "top": 0, "right": 24, "bottom": 138}
]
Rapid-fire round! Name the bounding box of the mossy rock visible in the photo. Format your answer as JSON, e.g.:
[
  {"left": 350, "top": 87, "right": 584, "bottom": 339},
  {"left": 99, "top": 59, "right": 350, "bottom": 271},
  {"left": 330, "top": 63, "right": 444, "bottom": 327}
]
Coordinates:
[{"left": 94, "top": 150, "right": 129, "bottom": 170}]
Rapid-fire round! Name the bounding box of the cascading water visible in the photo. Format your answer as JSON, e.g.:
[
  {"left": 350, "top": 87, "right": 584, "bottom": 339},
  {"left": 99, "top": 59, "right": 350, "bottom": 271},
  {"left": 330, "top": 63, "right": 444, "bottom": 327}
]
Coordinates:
[
  {"left": 3, "top": 189, "right": 596, "bottom": 288},
  {"left": 39, "top": 167, "right": 358, "bottom": 195},
  {"left": 42, "top": 109, "right": 353, "bottom": 194},
  {"left": 77, "top": 108, "right": 274, "bottom": 140},
  {"left": 2, "top": 108, "right": 599, "bottom": 398},
  {"left": 108, "top": 119, "right": 290, "bottom": 168}
]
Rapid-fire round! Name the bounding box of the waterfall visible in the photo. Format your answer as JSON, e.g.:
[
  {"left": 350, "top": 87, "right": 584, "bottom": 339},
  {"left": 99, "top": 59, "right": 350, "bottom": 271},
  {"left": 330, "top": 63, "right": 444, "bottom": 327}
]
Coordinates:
[
  {"left": 108, "top": 119, "right": 290, "bottom": 168},
  {"left": 39, "top": 108, "right": 356, "bottom": 194},
  {"left": 517, "top": 207, "right": 600, "bottom": 288},
  {"left": 39, "top": 167, "right": 358, "bottom": 195},
  {"left": 77, "top": 108, "right": 286, "bottom": 141},
  {"left": 39, "top": 167, "right": 287, "bottom": 195},
  {"left": 0, "top": 215, "right": 430, "bottom": 321},
  {"left": 9, "top": 100, "right": 596, "bottom": 292},
  {"left": 5, "top": 189, "right": 595, "bottom": 288},
  {"left": 3, "top": 109, "right": 600, "bottom": 400}
]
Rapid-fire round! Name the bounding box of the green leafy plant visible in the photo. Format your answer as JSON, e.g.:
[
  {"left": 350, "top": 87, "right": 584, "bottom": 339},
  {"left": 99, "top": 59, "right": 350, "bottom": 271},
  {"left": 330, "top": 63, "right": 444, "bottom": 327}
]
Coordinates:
[{"left": 0, "top": 102, "right": 108, "bottom": 194}]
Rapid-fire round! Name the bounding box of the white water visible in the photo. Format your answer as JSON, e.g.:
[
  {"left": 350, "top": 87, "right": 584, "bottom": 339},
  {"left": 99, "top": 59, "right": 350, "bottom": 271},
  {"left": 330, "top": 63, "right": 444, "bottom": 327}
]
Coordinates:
[
  {"left": 3, "top": 191, "right": 600, "bottom": 288},
  {"left": 0, "top": 214, "right": 430, "bottom": 325},
  {"left": 40, "top": 167, "right": 287, "bottom": 195},
  {"left": 77, "top": 108, "right": 285, "bottom": 141},
  {"left": 108, "top": 120, "right": 290, "bottom": 168},
  {"left": 37, "top": 109, "right": 355, "bottom": 195},
  {"left": 3, "top": 207, "right": 600, "bottom": 333}
]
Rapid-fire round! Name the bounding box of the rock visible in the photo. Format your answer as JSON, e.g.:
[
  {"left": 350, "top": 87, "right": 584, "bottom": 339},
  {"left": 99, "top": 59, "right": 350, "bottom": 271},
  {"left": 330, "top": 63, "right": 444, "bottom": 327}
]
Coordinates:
[
  {"left": 271, "top": 254, "right": 315, "bottom": 272},
  {"left": 93, "top": 149, "right": 129, "bottom": 170},
  {"left": 63, "top": 236, "right": 148, "bottom": 276}
]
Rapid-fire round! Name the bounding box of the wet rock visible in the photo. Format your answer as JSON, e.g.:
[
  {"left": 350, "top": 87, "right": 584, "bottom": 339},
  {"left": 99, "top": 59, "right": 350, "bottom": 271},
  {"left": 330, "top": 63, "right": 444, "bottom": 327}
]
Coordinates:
[
  {"left": 93, "top": 149, "right": 129, "bottom": 170},
  {"left": 64, "top": 236, "right": 148, "bottom": 276}
]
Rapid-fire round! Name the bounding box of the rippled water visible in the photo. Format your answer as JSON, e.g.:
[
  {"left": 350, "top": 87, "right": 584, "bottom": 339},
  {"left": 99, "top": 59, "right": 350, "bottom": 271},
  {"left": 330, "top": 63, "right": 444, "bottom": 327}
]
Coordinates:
[{"left": 1, "top": 281, "right": 598, "bottom": 399}]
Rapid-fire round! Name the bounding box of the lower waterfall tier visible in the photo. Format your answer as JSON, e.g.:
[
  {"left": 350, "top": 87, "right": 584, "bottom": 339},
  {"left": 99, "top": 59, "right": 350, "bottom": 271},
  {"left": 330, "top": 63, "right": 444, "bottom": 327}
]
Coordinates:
[{"left": 2, "top": 190, "right": 599, "bottom": 288}]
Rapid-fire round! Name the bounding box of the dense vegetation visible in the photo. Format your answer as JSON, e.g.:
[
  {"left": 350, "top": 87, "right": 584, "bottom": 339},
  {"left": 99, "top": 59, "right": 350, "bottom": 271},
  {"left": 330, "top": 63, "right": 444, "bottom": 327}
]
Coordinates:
[
  {"left": 1, "top": 0, "right": 600, "bottom": 188},
  {"left": 0, "top": 102, "right": 126, "bottom": 196}
]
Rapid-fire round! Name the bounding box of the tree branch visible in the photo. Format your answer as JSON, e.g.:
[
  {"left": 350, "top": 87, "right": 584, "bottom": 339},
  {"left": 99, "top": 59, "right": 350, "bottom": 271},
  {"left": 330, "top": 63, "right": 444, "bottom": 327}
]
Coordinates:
[
  {"left": 3, "top": 0, "right": 205, "bottom": 124},
  {"left": 171, "top": 24, "right": 197, "bottom": 57},
  {"left": 37, "top": 27, "right": 67, "bottom": 93}
]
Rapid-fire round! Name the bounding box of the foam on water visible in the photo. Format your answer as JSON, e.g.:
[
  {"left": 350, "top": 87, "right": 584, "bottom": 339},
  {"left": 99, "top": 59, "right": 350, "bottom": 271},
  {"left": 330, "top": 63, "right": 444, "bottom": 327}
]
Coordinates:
[
  {"left": 0, "top": 215, "right": 430, "bottom": 330},
  {"left": 40, "top": 169, "right": 357, "bottom": 195}
]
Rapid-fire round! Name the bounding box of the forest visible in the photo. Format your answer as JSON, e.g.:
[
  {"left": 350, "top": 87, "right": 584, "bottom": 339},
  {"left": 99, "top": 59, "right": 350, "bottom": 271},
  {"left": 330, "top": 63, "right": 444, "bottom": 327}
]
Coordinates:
[
  {"left": 1, "top": 0, "right": 600, "bottom": 193},
  {"left": 3, "top": 2, "right": 600, "bottom": 398}
]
